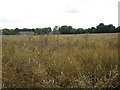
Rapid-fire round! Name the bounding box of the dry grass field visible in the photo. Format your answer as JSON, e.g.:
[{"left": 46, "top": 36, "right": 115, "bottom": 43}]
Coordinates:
[{"left": 2, "top": 33, "right": 120, "bottom": 88}]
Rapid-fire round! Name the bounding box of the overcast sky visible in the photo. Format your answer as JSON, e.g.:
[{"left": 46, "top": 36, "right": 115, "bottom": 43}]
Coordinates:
[{"left": 0, "top": 0, "right": 119, "bottom": 29}]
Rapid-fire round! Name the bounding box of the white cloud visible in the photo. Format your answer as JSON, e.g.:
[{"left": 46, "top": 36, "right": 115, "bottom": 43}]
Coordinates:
[{"left": 0, "top": 0, "right": 119, "bottom": 29}]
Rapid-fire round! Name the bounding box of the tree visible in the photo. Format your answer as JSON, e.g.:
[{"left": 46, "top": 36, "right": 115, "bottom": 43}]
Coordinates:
[
  {"left": 14, "top": 28, "right": 20, "bottom": 34},
  {"left": 34, "top": 28, "right": 43, "bottom": 35},
  {"left": 58, "top": 25, "right": 74, "bottom": 34},
  {"left": 53, "top": 26, "right": 59, "bottom": 31},
  {"left": 105, "top": 24, "right": 116, "bottom": 33},
  {"left": 2, "top": 28, "right": 10, "bottom": 35},
  {"left": 2, "top": 23, "right": 119, "bottom": 35},
  {"left": 75, "top": 28, "right": 85, "bottom": 34},
  {"left": 42, "top": 27, "right": 51, "bottom": 34},
  {"left": 116, "top": 26, "right": 120, "bottom": 32},
  {"left": 84, "top": 27, "right": 96, "bottom": 33},
  {"left": 53, "top": 26, "right": 60, "bottom": 34},
  {"left": 96, "top": 23, "right": 106, "bottom": 33},
  {"left": 2, "top": 28, "right": 18, "bottom": 35}
]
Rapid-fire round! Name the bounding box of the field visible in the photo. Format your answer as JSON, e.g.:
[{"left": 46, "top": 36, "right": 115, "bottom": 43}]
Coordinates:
[{"left": 2, "top": 33, "right": 120, "bottom": 88}]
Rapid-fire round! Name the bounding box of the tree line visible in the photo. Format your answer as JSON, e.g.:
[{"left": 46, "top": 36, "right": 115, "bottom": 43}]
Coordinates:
[{"left": 1, "top": 23, "right": 120, "bottom": 35}]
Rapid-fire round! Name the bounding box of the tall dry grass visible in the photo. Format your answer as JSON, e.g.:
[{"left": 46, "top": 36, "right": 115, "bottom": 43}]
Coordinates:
[{"left": 2, "top": 33, "right": 119, "bottom": 88}]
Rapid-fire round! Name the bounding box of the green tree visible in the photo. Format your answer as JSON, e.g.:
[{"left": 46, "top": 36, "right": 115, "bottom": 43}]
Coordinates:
[
  {"left": 58, "top": 25, "right": 74, "bottom": 34},
  {"left": 2, "top": 28, "right": 10, "bottom": 35},
  {"left": 96, "top": 23, "right": 106, "bottom": 33},
  {"left": 105, "top": 24, "right": 116, "bottom": 33},
  {"left": 86, "top": 27, "right": 96, "bottom": 33},
  {"left": 116, "top": 26, "right": 120, "bottom": 32},
  {"left": 53, "top": 26, "right": 60, "bottom": 34},
  {"left": 75, "top": 28, "right": 85, "bottom": 34}
]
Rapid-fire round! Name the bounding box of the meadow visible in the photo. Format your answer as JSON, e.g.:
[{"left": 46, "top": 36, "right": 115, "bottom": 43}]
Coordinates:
[{"left": 2, "top": 33, "right": 119, "bottom": 88}]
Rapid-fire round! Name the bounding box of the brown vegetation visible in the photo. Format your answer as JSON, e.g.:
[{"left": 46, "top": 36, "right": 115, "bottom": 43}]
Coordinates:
[{"left": 2, "top": 33, "right": 119, "bottom": 88}]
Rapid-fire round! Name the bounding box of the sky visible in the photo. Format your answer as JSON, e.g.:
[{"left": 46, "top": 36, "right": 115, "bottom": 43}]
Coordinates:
[{"left": 0, "top": 0, "right": 119, "bottom": 29}]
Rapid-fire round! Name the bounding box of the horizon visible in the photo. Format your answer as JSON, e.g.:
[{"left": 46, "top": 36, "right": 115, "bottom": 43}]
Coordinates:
[
  {"left": 0, "top": 23, "right": 118, "bottom": 30},
  {"left": 0, "top": 0, "right": 119, "bottom": 29}
]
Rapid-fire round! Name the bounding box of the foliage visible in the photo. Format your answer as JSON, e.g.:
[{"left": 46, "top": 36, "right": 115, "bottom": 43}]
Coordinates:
[{"left": 2, "top": 23, "right": 120, "bottom": 35}]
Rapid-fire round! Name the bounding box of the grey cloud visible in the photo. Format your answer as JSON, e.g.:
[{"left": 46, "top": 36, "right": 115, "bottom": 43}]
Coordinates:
[
  {"left": 65, "top": 7, "right": 80, "bottom": 14},
  {"left": 0, "top": 17, "right": 19, "bottom": 23}
]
